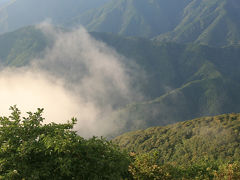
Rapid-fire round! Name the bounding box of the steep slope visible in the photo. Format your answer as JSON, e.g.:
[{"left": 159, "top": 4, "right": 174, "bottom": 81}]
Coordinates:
[
  {"left": 1, "top": 0, "right": 240, "bottom": 46},
  {"left": 115, "top": 76, "right": 240, "bottom": 133},
  {"left": 0, "top": 26, "right": 49, "bottom": 66},
  {"left": 71, "top": 0, "right": 240, "bottom": 46},
  {"left": 113, "top": 113, "right": 240, "bottom": 164},
  {"left": 156, "top": 0, "right": 240, "bottom": 46},
  {"left": 0, "top": 0, "right": 110, "bottom": 34},
  {"left": 71, "top": 0, "right": 191, "bottom": 38},
  {"left": 92, "top": 33, "right": 240, "bottom": 134}
]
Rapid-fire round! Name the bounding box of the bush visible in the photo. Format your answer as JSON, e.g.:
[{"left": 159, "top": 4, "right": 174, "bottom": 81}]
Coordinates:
[{"left": 0, "top": 106, "right": 130, "bottom": 179}]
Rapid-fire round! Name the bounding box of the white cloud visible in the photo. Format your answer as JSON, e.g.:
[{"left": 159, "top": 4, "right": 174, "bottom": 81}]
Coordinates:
[{"left": 0, "top": 23, "right": 142, "bottom": 137}]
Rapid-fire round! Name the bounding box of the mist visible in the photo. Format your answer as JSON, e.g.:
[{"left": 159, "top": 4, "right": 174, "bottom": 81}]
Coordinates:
[{"left": 0, "top": 22, "right": 143, "bottom": 137}]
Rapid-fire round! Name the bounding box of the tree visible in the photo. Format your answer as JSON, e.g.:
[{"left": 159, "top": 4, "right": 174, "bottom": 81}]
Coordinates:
[{"left": 0, "top": 106, "right": 130, "bottom": 179}]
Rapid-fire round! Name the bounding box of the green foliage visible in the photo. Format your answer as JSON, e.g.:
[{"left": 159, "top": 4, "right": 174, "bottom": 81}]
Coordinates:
[
  {"left": 114, "top": 113, "right": 240, "bottom": 165},
  {"left": 118, "top": 113, "right": 240, "bottom": 179},
  {"left": 129, "top": 152, "right": 179, "bottom": 180},
  {"left": 129, "top": 152, "right": 240, "bottom": 180},
  {"left": 0, "top": 106, "right": 130, "bottom": 179}
]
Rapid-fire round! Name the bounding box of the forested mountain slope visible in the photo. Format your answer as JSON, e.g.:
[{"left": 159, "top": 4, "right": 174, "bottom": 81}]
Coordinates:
[
  {"left": 114, "top": 113, "right": 240, "bottom": 164},
  {"left": 156, "top": 0, "right": 240, "bottom": 47},
  {"left": 0, "top": 27, "right": 48, "bottom": 66},
  {"left": 1, "top": 0, "right": 240, "bottom": 47},
  {"left": 72, "top": 0, "right": 240, "bottom": 46},
  {"left": 93, "top": 33, "right": 240, "bottom": 133},
  {"left": 70, "top": 0, "right": 191, "bottom": 38}
]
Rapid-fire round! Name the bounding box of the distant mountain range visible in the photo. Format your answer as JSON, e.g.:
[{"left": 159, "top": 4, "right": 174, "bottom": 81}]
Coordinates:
[
  {"left": 1, "top": 0, "right": 240, "bottom": 46},
  {"left": 1, "top": 27, "right": 240, "bottom": 135}
]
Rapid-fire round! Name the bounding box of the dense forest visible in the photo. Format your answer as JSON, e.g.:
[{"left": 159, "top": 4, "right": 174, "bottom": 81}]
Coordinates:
[{"left": 113, "top": 113, "right": 240, "bottom": 179}]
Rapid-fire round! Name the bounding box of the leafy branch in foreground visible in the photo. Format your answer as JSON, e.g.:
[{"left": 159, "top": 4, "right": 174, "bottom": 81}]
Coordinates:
[{"left": 0, "top": 106, "right": 130, "bottom": 179}]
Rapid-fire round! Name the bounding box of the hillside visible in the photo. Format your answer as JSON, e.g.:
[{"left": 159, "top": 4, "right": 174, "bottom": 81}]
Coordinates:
[
  {"left": 71, "top": 0, "right": 240, "bottom": 46},
  {"left": 1, "top": 27, "right": 240, "bottom": 135},
  {"left": 156, "top": 0, "right": 240, "bottom": 47},
  {"left": 113, "top": 113, "right": 240, "bottom": 165},
  {"left": 93, "top": 33, "right": 240, "bottom": 133},
  {"left": 71, "top": 0, "right": 190, "bottom": 38},
  {"left": 0, "top": 26, "right": 49, "bottom": 66},
  {"left": 1, "top": 0, "right": 240, "bottom": 47}
]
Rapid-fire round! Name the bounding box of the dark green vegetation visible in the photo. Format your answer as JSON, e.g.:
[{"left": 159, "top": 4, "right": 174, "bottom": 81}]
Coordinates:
[
  {"left": 1, "top": 27, "right": 240, "bottom": 134},
  {"left": 114, "top": 113, "right": 240, "bottom": 163},
  {"left": 114, "top": 113, "right": 240, "bottom": 179},
  {"left": 0, "top": 106, "right": 130, "bottom": 179}
]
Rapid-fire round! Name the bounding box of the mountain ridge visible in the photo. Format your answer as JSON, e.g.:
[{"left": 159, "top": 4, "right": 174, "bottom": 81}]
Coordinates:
[
  {"left": 72, "top": 0, "right": 240, "bottom": 46},
  {"left": 1, "top": 0, "right": 240, "bottom": 46}
]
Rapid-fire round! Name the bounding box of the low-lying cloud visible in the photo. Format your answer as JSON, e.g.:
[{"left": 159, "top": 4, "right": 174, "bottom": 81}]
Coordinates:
[{"left": 0, "top": 22, "right": 142, "bottom": 137}]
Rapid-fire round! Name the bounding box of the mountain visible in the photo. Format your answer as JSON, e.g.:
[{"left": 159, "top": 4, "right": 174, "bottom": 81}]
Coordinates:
[
  {"left": 1, "top": 27, "right": 240, "bottom": 135},
  {"left": 93, "top": 33, "right": 240, "bottom": 133},
  {"left": 113, "top": 113, "right": 240, "bottom": 164},
  {"left": 0, "top": 26, "right": 49, "bottom": 66},
  {"left": 70, "top": 0, "right": 191, "bottom": 38},
  {"left": 71, "top": 0, "right": 240, "bottom": 46},
  {"left": 1, "top": 0, "right": 240, "bottom": 46},
  {"left": 0, "top": 0, "right": 110, "bottom": 34},
  {"left": 156, "top": 0, "right": 240, "bottom": 47}
]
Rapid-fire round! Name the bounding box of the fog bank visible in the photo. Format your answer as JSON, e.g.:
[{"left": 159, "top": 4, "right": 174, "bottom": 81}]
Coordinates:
[{"left": 0, "top": 23, "right": 142, "bottom": 137}]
